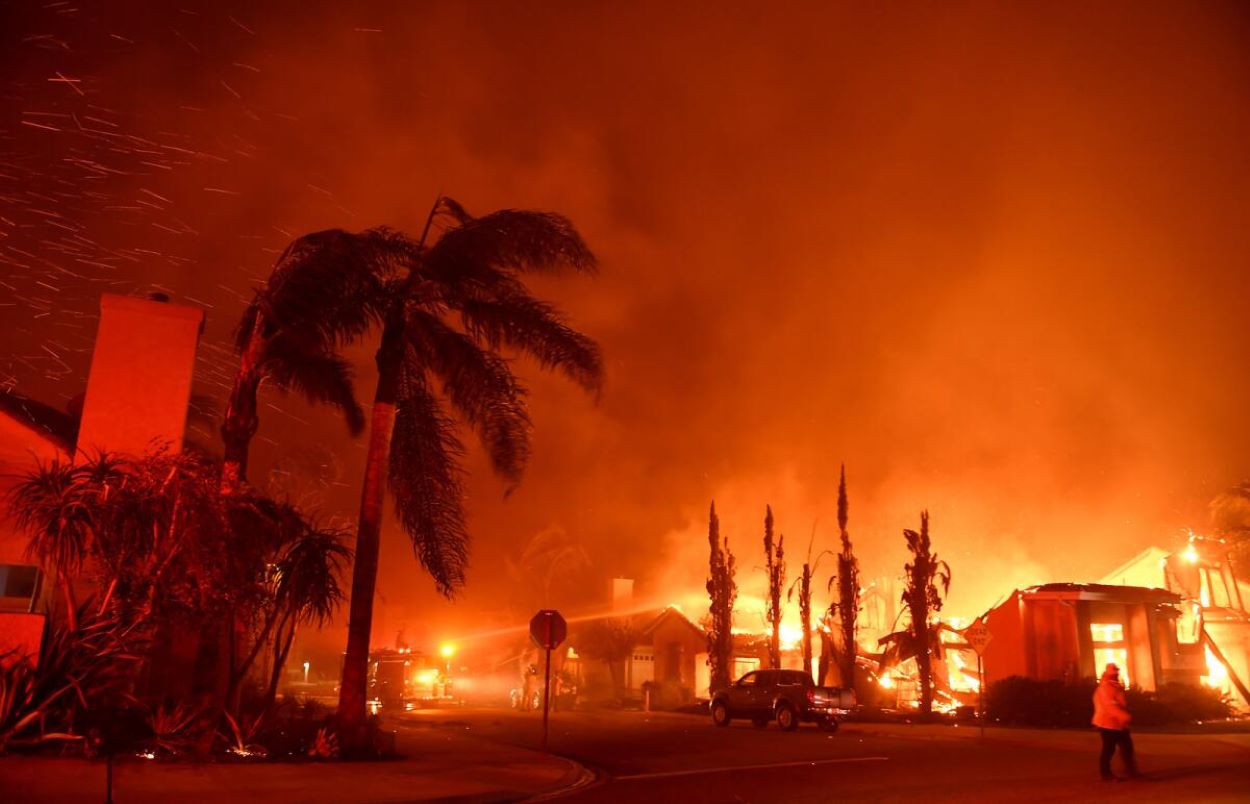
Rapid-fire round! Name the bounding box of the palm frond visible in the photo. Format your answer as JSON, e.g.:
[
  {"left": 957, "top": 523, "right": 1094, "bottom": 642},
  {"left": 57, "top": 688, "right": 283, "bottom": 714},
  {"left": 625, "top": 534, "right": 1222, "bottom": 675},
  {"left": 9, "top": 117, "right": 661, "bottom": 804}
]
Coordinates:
[
  {"left": 388, "top": 368, "right": 469, "bottom": 597},
  {"left": 424, "top": 204, "right": 597, "bottom": 287},
  {"left": 458, "top": 284, "right": 603, "bottom": 393},
  {"left": 406, "top": 311, "right": 531, "bottom": 482},
  {"left": 245, "top": 227, "right": 410, "bottom": 349},
  {"left": 262, "top": 335, "right": 366, "bottom": 435},
  {"left": 435, "top": 196, "right": 473, "bottom": 227},
  {"left": 9, "top": 460, "right": 94, "bottom": 575},
  {"left": 276, "top": 521, "right": 352, "bottom": 626}
]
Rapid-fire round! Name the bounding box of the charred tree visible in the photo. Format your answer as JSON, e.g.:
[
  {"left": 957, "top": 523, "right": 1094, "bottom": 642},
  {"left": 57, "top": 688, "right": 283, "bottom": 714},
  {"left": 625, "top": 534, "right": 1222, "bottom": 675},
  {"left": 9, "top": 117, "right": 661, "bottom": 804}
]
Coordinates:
[
  {"left": 788, "top": 536, "right": 815, "bottom": 680},
  {"left": 835, "top": 465, "right": 860, "bottom": 691},
  {"left": 763, "top": 505, "right": 786, "bottom": 669},
  {"left": 578, "top": 618, "right": 639, "bottom": 700},
  {"left": 902, "top": 510, "right": 950, "bottom": 717},
  {"left": 705, "top": 501, "right": 738, "bottom": 693}
]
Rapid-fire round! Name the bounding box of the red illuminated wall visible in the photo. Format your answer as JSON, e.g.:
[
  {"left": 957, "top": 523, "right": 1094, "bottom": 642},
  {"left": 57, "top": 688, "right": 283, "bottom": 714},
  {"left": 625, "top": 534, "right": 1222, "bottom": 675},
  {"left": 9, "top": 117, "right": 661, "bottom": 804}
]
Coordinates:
[
  {"left": 0, "top": 613, "right": 45, "bottom": 669},
  {"left": 982, "top": 591, "right": 1027, "bottom": 686}
]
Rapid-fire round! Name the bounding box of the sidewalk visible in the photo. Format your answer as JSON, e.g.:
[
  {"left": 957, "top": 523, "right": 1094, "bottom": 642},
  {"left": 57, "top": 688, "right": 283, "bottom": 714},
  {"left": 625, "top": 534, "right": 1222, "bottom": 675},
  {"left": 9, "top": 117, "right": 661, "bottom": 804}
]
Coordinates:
[{"left": 0, "top": 719, "right": 590, "bottom": 803}]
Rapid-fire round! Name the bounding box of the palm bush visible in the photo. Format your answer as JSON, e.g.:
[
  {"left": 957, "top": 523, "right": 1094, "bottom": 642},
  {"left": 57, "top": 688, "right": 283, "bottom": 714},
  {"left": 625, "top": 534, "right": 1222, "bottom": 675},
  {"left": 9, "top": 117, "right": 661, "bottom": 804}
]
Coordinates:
[
  {"left": 6, "top": 449, "right": 351, "bottom": 752},
  {"left": 0, "top": 602, "right": 142, "bottom": 753}
]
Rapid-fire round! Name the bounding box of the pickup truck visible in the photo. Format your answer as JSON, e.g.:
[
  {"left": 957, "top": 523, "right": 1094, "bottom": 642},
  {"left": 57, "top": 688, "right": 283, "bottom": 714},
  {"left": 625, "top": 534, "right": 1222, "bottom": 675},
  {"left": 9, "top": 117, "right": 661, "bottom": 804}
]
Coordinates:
[{"left": 710, "top": 669, "right": 855, "bottom": 731}]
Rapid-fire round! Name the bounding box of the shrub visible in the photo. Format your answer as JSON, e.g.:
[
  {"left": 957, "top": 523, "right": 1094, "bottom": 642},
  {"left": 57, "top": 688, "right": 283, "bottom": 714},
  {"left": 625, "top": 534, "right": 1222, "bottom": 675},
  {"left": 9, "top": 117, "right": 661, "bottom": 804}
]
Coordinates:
[
  {"left": 1127, "top": 683, "right": 1232, "bottom": 726},
  {"left": 0, "top": 603, "right": 143, "bottom": 754},
  {"left": 986, "top": 676, "right": 1232, "bottom": 728},
  {"left": 986, "top": 676, "right": 1095, "bottom": 728}
]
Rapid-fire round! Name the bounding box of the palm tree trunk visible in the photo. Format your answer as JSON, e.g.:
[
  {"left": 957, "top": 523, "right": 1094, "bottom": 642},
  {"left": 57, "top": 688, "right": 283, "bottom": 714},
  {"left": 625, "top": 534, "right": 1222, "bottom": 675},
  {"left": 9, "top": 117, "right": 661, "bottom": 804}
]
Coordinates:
[
  {"left": 800, "top": 610, "right": 812, "bottom": 680},
  {"left": 265, "top": 616, "right": 297, "bottom": 710},
  {"left": 916, "top": 620, "right": 932, "bottom": 716},
  {"left": 57, "top": 572, "right": 77, "bottom": 633},
  {"left": 220, "top": 318, "right": 265, "bottom": 494},
  {"left": 230, "top": 603, "right": 283, "bottom": 702},
  {"left": 337, "top": 319, "right": 404, "bottom": 753}
]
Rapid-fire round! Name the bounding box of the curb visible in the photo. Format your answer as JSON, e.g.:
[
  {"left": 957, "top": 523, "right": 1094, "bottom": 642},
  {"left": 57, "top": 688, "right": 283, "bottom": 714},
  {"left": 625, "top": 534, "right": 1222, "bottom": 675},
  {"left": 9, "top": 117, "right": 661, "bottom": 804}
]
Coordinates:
[{"left": 525, "top": 754, "right": 599, "bottom": 801}]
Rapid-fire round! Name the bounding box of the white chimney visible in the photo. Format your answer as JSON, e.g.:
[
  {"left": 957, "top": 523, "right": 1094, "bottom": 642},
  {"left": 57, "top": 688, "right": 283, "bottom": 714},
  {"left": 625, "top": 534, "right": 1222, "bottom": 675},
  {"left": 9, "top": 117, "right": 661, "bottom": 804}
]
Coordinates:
[{"left": 612, "top": 577, "right": 634, "bottom": 613}]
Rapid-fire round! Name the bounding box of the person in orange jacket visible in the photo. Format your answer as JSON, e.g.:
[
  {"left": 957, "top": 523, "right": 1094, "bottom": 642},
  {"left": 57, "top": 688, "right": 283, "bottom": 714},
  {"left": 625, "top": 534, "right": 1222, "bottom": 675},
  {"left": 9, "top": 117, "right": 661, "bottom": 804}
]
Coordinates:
[{"left": 1092, "top": 663, "right": 1139, "bottom": 781}]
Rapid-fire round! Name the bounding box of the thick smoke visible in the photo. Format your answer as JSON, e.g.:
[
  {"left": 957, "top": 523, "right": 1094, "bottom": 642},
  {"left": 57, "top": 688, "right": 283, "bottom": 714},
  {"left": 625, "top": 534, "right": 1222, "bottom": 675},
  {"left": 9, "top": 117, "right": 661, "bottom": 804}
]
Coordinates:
[{"left": 3, "top": 2, "right": 1250, "bottom": 653}]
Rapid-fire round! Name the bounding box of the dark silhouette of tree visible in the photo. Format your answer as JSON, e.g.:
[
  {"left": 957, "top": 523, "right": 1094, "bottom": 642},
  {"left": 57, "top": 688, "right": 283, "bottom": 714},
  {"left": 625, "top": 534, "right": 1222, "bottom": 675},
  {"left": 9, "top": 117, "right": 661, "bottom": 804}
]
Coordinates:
[
  {"left": 505, "top": 527, "right": 592, "bottom": 613},
  {"left": 577, "top": 618, "right": 638, "bottom": 700},
  {"left": 900, "top": 510, "right": 950, "bottom": 716},
  {"left": 1210, "top": 481, "right": 1250, "bottom": 572},
  {"left": 220, "top": 229, "right": 406, "bottom": 491},
  {"left": 705, "top": 501, "right": 737, "bottom": 692},
  {"left": 834, "top": 465, "right": 860, "bottom": 690},
  {"left": 787, "top": 531, "right": 818, "bottom": 681},
  {"left": 334, "top": 198, "right": 603, "bottom": 751},
  {"left": 763, "top": 505, "right": 786, "bottom": 669}
]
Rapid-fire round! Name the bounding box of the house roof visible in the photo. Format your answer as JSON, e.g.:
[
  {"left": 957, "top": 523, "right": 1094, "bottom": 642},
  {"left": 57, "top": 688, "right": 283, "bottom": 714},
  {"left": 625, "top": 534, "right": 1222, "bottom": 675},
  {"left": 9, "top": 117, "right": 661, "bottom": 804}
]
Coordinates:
[
  {"left": 1020, "top": 582, "right": 1179, "bottom": 604},
  {"left": 637, "top": 605, "right": 706, "bottom": 640},
  {"left": 0, "top": 389, "right": 78, "bottom": 453},
  {"left": 1099, "top": 546, "right": 1171, "bottom": 586}
]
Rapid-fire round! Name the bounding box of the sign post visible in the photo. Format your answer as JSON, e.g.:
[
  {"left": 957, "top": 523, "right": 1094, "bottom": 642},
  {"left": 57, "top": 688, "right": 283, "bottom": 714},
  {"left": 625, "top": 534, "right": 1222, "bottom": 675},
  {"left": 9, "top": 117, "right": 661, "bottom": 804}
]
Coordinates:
[
  {"left": 963, "top": 621, "right": 993, "bottom": 738},
  {"left": 529, "top": 609, "right": 567, "bottom": 752}
]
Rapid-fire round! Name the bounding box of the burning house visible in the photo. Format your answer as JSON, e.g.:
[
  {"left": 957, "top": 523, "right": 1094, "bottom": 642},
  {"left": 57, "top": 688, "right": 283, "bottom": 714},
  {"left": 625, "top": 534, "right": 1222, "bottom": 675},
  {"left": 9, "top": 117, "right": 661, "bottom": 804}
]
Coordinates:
[
  {"left": 978, "top": 583, "right": 1196, "bottom": 692},
  {"left": 1098, "top": 538, "right": 1250, "bottom": 710}
]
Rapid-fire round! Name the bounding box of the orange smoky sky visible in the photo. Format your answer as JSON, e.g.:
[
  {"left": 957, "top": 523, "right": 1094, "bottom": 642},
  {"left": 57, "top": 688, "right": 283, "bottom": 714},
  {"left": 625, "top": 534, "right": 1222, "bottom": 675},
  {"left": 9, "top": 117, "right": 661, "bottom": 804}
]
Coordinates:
[{"left": 3, "top": 2, "right": 1250, "bottom": 652}]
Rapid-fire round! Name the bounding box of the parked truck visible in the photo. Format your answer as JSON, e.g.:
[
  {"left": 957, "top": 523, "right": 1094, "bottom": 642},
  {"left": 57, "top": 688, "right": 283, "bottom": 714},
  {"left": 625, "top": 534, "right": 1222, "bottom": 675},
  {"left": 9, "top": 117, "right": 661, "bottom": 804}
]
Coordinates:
[{"left": 710, "top": 668, "right": 856, "bottom": 731}]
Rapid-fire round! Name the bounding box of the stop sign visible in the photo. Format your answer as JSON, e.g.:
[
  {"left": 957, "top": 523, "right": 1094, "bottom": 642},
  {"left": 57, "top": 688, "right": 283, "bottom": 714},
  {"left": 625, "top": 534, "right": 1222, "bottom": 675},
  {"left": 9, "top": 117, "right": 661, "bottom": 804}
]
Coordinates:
[{"left": 529, "top": 609, "right": 567, "bottom": 650}]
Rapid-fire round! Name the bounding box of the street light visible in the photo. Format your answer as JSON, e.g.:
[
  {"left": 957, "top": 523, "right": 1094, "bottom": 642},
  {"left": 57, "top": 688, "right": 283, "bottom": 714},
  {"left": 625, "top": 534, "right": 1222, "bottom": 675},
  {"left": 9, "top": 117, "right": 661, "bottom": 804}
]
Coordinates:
[
  {"left": 303, "top": 660, "right": 310, "bottom": 684},
  {"left": 438, "top": 643, "right": 456, "bottom": 699}
]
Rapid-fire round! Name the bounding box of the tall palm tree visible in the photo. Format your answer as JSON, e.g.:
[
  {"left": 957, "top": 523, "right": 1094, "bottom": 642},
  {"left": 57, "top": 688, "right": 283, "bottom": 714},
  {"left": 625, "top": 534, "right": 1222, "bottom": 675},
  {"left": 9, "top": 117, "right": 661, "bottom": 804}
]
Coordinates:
[
  {"left": 901, "top": 511, "right": 950, "bottom": 716},
  {"left": 220, "top": 229, "right": 410, "bottom": 492},
  {"left": 335, "top": 197, "right": 602, "bottom": 750}
]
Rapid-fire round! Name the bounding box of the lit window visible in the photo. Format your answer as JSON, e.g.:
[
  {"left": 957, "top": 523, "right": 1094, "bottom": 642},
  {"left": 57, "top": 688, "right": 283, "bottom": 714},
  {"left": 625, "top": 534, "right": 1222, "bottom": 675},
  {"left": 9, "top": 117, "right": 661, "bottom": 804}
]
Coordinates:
[
  {"left": 1091, "top": 622, "right": 1129, "bottom": 686},
  {"left": 1090, "top": 623, "right": 1123, "bottom": 643}
]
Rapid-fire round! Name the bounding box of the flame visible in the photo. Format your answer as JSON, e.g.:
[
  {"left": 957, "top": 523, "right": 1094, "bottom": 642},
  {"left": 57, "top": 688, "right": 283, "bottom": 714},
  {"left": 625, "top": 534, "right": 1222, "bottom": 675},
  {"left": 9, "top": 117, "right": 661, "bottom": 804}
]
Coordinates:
[
  {"left": 1203, "top": 645, "right": 1229, "bottom": 690},
  {"left": 779, "top": 622, "right": 803, "bottom": 651}
]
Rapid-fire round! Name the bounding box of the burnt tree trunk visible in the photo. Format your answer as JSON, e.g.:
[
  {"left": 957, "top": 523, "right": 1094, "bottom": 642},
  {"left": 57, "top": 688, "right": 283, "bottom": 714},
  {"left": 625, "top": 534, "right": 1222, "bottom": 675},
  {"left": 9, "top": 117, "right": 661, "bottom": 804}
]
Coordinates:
[{"left": 220, "top": 310, "right": 266, "bottom": 494}]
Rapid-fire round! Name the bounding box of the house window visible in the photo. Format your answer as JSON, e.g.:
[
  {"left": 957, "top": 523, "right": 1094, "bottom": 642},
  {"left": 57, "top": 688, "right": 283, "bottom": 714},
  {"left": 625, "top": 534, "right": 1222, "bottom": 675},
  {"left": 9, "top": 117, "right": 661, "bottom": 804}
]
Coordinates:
[
  {"left": 1090, "top": 622, "right": 1128, "bottom": 686},
  {"left": 0, "top": 564, "right": 40, "bottom": 612},
  {"left": 731, "top": 656, "right": 760, "bottom": 681},
  {"left": 1090, "top": 623, "right": 1123, "bottom": 643}
]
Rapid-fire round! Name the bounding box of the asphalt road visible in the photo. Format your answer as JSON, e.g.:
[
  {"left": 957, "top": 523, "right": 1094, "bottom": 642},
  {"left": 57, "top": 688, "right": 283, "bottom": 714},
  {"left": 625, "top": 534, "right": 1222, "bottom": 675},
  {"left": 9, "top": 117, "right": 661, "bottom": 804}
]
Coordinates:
[{"left": 397, "top": 707, "right": 1250, "bottom": 803}]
